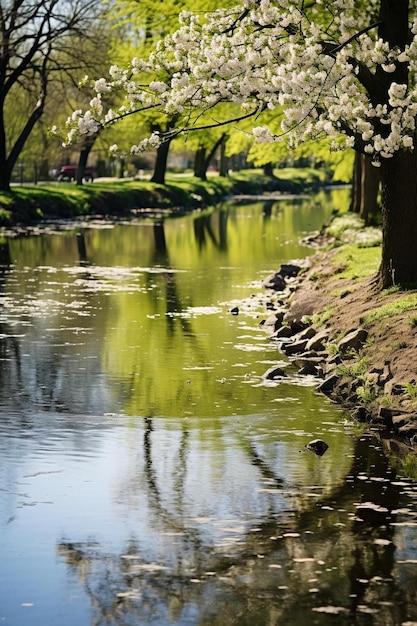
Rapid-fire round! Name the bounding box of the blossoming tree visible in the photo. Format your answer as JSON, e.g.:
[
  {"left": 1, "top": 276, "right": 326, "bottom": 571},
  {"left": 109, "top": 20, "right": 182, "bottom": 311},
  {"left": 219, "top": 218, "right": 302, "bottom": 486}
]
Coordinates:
[{"left": 65, "top": 0, "right": 417, "bottom": 288}]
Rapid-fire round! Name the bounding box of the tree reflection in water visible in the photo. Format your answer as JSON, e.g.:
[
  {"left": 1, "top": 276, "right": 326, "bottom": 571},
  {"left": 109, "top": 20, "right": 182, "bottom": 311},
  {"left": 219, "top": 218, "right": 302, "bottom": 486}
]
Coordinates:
[{"left": 57, "top": 430, "right": 417, "bottom": 625}]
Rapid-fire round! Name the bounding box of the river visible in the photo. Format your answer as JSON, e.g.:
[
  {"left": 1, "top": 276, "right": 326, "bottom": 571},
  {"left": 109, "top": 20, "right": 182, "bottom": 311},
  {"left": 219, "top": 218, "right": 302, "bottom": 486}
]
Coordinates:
[{"left": 1, "top": 189, "right": 417, "bottom": 626}]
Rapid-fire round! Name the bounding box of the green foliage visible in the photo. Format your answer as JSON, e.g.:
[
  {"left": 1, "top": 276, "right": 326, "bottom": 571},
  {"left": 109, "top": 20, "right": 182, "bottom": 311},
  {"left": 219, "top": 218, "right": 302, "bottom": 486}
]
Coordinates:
[
  {"left": 244, "top": 107, "right": 355, "bottom": 182},
  {"left": 0, "top": 169, "right": 309, "bottom": 223},
  {"left": 336, "top": 357, "right": 371, "bottom": 378},
  {"left": 398, "top": 454, "right": 417, "bottom": 481},
  {"left": 406, "top": 382, "right": 417, "bottom": 398},
  {"left": 312, "top": 305, "right": 335, "bottom": 327},
  {"left": 356, "top": 382, "right": 378, "bottom": 403}
]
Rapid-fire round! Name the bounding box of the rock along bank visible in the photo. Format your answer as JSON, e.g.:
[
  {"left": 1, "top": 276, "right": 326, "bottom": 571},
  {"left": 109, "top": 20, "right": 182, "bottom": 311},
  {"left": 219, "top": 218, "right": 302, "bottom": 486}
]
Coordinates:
[{"left": 259, "top": 248, "right": 417, "bottom": 456}]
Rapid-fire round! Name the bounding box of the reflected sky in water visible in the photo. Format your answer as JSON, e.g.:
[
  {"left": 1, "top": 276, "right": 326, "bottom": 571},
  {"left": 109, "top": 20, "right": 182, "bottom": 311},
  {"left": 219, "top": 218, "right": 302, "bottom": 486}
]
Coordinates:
[{"left": 1, "top": 190, "right": 417, "bottom": 625}]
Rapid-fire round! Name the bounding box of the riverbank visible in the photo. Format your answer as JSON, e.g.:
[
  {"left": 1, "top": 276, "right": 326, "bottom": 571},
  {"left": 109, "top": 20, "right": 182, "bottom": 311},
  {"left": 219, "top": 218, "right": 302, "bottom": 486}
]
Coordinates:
[
  {"left": 261, "top": 212, "right": 417, "bottom": 472},
  {"left": 0, "top": 168, "right": 326, "bottom": 229}
]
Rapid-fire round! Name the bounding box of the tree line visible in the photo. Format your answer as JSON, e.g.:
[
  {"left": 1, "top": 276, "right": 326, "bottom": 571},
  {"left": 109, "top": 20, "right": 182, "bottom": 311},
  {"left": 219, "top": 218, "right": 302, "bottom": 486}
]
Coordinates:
[{"left": 3, "top": 0, "right": 417, "bottom": 289}]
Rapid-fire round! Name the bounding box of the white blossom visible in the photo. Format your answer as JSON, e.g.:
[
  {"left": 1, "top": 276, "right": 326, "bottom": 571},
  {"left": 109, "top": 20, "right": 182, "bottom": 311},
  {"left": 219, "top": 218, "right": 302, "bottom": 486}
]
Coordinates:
[
  {"left": 60, "top": 0, "right": 417, "bottom": 162},
  {"left": 94, "top": 78, "right": 111, "bottom": 93}
]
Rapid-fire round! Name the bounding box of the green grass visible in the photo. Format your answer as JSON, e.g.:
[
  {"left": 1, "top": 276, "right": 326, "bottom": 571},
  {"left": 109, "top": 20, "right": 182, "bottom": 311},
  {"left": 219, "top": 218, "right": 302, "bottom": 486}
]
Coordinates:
[
  {"left": 331, "top": 244, "right": 381, "bottom": 281},
  {"left": 336, "top": 356, "right": 371, "bottom": 378},
  {"left": 361, "top": 293, "right": 417, "bottom": 325},
  {"left": 312, "top": 305, "right": 335, "bottom": 327},
  {"left": 406, "top": 382, "right": 417, "bottom": 398},
  {"left": 325, "top": 212, "right": 382, "bottom": 247},
  {"left": 398, "top": 454, "right": 417, "bottom": 480},
  {"left": 0, "top": 168, "right": 332, "bottom": 226}
]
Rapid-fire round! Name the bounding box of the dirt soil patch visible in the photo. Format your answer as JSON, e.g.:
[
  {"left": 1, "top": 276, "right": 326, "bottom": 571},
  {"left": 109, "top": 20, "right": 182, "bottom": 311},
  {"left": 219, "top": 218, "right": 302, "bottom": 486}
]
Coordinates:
[
  {"left": 268, "top": 240, "right": 417, "bottom": 464},
  {"left": 289, "top": 248, "right": 417, "bottom": 402}
]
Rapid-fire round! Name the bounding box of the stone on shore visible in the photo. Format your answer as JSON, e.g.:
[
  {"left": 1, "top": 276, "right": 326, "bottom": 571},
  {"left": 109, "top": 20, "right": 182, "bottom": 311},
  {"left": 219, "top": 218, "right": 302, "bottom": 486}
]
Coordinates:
[
  {"left": 263, "top": 273, "right": 286, "bottom": 291},
  {"left": 338, "top": 328, "right": 368, "bottom": 353},
  {"left": 261, "top": 311, "right": 285, "bottom": 334},
  {"left": 263, "top": 366, "right": 287, "bottom": 380}
]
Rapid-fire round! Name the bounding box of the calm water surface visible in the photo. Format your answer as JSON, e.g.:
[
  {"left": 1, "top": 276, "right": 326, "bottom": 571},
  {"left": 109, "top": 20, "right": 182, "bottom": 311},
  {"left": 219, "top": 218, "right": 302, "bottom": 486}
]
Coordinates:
[{"left": 1, "top": 190, "right": 417, "bottom": 626}]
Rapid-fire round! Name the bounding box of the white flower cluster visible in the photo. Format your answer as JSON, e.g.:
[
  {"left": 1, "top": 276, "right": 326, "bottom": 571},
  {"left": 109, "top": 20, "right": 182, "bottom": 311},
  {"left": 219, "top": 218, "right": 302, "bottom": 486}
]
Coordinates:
[
  {"left": 130, "top": 132, "right": 161, "bottom": 154},
  {"left": 62, "top": 0, "right": 417, "bottom": 163}
]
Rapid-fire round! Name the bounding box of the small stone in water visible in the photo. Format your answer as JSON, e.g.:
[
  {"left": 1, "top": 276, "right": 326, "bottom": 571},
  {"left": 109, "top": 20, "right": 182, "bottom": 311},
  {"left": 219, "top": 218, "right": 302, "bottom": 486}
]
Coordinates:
[{"left": 305, "top": 439, "right": 329, "bottom": 456}]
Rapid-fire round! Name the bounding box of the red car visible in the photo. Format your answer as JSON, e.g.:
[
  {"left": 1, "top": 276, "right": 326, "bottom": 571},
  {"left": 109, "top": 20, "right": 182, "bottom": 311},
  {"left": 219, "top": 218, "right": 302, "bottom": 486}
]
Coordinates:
[{"left": 56, "top": 165, "right": 94, "bottom": 182}]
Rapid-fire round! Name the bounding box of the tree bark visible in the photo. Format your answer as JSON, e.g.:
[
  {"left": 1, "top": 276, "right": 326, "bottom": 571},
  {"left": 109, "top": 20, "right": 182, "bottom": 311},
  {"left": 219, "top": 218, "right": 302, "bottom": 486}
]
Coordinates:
[
  {"left": 378, "top": 150, "right": 417, "bottom": 288},
  {"left": 151, "top": 139, "right": 171, "bottom": 185},
  {"left": 374, "top": 0, "right": 415, "bottom": 288},
  {"left": 351, "top": 151, "right": 362, "bottom": 214},
  {"left": 76, "top": 136, "right": 95, "bottom": 185},
  {"left": 360, "top": 155, "right": 380, "bottom": 225},
  {"left": 219, "top": 136, "right": 229, "bottom": 177},
  {"left": 194, "top": 147, "right": 207, "bottom": 180},
  {"left": 194, "top": 134, "right": 227, "bottom": 180},
  {"left": 263, "top": 162, "right": 274, "bottom": 177}
]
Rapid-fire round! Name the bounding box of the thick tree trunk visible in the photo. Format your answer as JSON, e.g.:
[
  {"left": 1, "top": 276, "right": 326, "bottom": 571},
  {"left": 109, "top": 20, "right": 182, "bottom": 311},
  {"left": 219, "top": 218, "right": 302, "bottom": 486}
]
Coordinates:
[
  {"left": 219, "top": 137, "right": 229, "bottom": 177},
  {"left": 151, "top": 140, "right": 171, "bottom": 185},
  {"left": 0, "top": 103, "right": 8, "bottom": 191},
  {"left": 263, "top": 162, "right": 275, "bottom": 177},
  {"left": 76, "top": 144, "right": 92, "bottom": 185},
  {"left": 0, "top": 166, "right": 11, "bottom": 192},
  {"left": 195, "top": 134, "right": 226, "bottom": 180},
  {"left": 378, "top": 150, "right": 417, "bottom": 288},
  {"left": 351, "top": 153, "right": 380, "bottom": 224},
  {"left": 194, "top": 147, "right": 207, "bottom": 180}
]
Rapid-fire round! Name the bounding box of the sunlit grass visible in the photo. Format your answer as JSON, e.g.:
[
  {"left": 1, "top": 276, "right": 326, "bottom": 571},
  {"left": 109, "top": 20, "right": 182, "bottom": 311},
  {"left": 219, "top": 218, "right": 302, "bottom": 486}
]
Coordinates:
[
  {"left": 336, "top": 357, "right": 371, "bottom": 378},
  {"left": 325, "top": 213, "right": 382, "bottom": 247},
  {"left": 399, "top": 454, "right": 417, "bottom": 480},
  {"left": 1, "top": 168, "right": 334, "bottom": 224},
  {"left": 312, "top": 305, "right": 335, "bottom": 327},
  {"left": 331, "top": 244, "right": 380, "bottom": 281},
  {"left": 406, "top": 382, "right": 417, "bottom": 398},
  {"left": 361, "top": 293, "right": 417, "bottom": 325}
]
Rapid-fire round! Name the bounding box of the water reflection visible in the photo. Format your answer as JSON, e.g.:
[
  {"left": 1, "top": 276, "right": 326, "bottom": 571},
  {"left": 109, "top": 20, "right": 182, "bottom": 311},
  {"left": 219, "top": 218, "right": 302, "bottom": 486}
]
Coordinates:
[
  {"left": 3, "top": 189, "right": 417, "bottom": 625},
  {"left": 51, "top": 429, "right": 417, "bottom": 626},
  {"left": 0, "top": 192, "right": 349, "bottom": 419}
]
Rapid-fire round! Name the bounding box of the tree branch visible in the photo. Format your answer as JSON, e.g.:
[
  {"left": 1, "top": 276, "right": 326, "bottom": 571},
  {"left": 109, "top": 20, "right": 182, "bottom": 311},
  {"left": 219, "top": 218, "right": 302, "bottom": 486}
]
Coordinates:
[{"left": 320, "top": 21, "right": 382, "bottom": 57}]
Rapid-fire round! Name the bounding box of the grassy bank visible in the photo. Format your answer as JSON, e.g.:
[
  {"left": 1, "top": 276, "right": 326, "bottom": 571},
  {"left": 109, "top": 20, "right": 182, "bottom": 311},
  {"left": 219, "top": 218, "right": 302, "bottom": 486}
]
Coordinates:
[
  {"left": 286, "top": 212, "right": 417, "bottom": 474},
  {"left": 0, "top": 167, "right": 329, "bottom": 226}
]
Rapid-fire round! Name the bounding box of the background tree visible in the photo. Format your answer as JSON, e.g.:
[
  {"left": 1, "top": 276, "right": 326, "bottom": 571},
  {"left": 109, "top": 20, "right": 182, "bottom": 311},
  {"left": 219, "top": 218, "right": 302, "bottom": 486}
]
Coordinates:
[
  {"left": 351, "top": 152, "right": 381, "bottom": 225},
  {"left": 62, "top": 0, "right": 239, "bottom": 183},
  {"left": 150, "top": 0, "right": 417, "bottom": 288},
  {"left": 0, "top": 0, "right": 107, "bottom": 191},
  {"left": 64, "top": 0, "right": 417, "bottom": 288}
]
